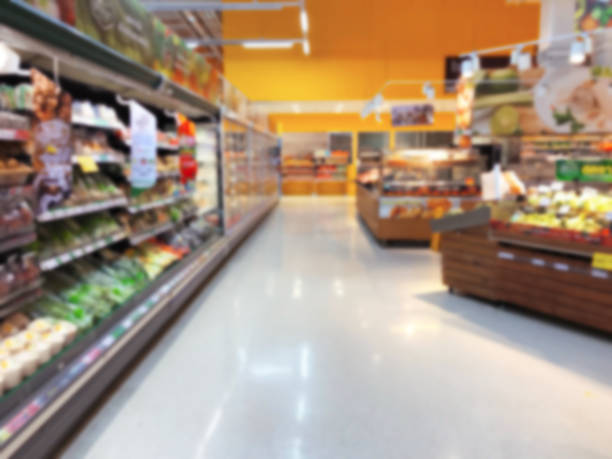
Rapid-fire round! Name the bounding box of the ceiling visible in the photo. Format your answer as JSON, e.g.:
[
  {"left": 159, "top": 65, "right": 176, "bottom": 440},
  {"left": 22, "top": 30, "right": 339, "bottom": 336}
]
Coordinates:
[
  {"left": 222, "top": 0, "right": 541, "bottom": 102},
  {"left": 142, "top": 0, "right": 224, "bottom": 68}
]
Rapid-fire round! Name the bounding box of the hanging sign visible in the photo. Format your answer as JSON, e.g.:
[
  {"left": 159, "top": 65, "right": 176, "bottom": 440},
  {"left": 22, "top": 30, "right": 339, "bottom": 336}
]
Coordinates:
[
  {"left": 130, "top": 101, "right": 157, "bottom": 191},
  {"left": 576, "top": 1, "right": 612, "bottom": 31},
  {"left": 391, "top": 104, "right": 434, "bottom": 127},
  {"left": 556, "top": 159, "right": 612, "bottom": 183},
  {"left": 177, "top": 114, "right": 197, "bottom": 192},
  {"left": 31, "top": 69, "right": 73, "bottom": 213}
]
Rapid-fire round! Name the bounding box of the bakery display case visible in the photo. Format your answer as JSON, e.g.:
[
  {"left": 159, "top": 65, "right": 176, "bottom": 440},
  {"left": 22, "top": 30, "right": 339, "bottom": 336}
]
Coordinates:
[{"left": 357, "top": 148, "right": 483, "bottom": 243}]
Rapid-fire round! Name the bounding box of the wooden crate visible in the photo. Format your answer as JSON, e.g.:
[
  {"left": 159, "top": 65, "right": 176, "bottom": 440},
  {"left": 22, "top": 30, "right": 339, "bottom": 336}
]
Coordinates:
[
  {"left": 282, "top": 180, "right": 315, "bottom": 195},
  {"left": 316, "top": 180, "right": 347, "bottom": 195}
]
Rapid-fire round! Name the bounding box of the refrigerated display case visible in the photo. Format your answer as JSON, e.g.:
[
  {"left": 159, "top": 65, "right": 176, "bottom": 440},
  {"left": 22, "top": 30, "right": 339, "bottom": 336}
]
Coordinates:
[
  {"left": 0, "top": 3, "right": 279, "bottom": 456},
  {"left": 357, "top": 148, "right": 483, "bottom": 243}
]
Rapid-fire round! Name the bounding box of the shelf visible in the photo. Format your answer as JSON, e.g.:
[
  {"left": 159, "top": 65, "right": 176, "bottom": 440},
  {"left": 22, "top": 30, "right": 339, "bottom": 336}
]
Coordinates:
[
  {"left": 0, "top": 128, "right": 29, "bottom": 141},
  {"left": 40, "top": 231, "right": 128, "bottom": 271},
  {"left": 0, "top": 228, "right": 36, "bottom": 253},
  {"left": 158, "top": 144, "right": 180, "bottom": 151},
  {"left": 73, "top": 153, "right": 125, "bottom": 165},
  {"left": 71, "top": 115, "right": 124, "bottom": 131},
  {"left": 197, "top": 206, "right": 219, "bottom": 217},
  {"left": 37, "top": 197, "right": 128, "bottom": 222},
  {"left": 157, "top": 170, "right": 180, "bottom": 179},
  {"left": 490, "top": 226, "right": 612, "bottom": 258},
  {"left": 0, "top": 279, "right": 43, "bottom": 310},
  {"left": 129, "top": 222, "right": 174, "bottom": 245},
  {"left": 127, "top": 194, "right": 191, "bottom": 214}
]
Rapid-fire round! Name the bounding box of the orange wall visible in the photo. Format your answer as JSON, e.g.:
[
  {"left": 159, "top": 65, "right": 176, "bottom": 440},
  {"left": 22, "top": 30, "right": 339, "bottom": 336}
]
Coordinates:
[{"left": 223, "top": 0, "right": 541, "bottom": 101}]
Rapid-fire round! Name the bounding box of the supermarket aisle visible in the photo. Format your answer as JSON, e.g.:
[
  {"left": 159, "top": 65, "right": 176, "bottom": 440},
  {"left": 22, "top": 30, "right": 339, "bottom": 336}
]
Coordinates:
[{"left": 63, "top": 197, "right": 612, "bottom": 459}]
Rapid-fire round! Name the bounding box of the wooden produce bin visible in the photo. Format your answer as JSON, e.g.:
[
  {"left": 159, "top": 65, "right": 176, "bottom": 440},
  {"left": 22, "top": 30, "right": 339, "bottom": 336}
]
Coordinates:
[
  {"left": 440, "top": 226, "right": 501, "bottom": 302},
  {"left": 282, "top": 179, "right": 315, "bottom": 195},
  {"left": 357, "top": 185, "right": 432, "bottom": 242},
  {"left": 437, "top": 214, "right": 612, "bottom": 334},
  {"left": 316, "top": 180, "right": 347, "bottom": 196}
]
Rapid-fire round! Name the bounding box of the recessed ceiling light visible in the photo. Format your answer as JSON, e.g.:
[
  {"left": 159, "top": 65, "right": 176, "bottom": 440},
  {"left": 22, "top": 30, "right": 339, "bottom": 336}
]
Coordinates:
[
  {"left": 243, "top": 40, "right": 295, "bottom": 49},
  {"left": 300, "top": 10, "right": 309, "bottom": 33}
]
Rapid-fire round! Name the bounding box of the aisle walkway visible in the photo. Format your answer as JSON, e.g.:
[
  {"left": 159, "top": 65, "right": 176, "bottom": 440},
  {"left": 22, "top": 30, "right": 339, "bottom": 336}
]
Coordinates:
[{"left": 64, "top": 197, "right": 612, "bottom": 459}]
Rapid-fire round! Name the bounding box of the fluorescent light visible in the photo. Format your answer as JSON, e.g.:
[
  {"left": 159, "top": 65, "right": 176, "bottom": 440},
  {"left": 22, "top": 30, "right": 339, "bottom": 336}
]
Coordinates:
[
  {"left": 302, "top": 40, "right": 310, "bottom": 55},
  {"left": 517, "top": 52, "right": 532, "bottom": 71},
  {"left": 361, "top": 93, "right": 383, "bottom": 119},
  {"left": 243, "top": 40, "right": 295, "bottom": 49},
  {"left": 422, "top": 81, "right": 435, "bottom": 100},
  {"left": 335, "top": 103, "right": 344, "bottom": 113},
  {"left": 569, "top": 39, "right": 586, "bottom": 65},
  {"left": 292, "top": 104, "right": 301, "bottom": 113},
  {"left": 300, "top": 10, "right": 309, "bottom": 33},
  {"left": 460, "top": 59, "right": 474, "bottom": 77}
]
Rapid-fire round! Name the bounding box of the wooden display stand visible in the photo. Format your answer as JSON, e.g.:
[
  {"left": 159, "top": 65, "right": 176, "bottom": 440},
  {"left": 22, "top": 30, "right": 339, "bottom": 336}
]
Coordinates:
[
  {"left": 316, "top": 180, "right": 348, "bottom": 196},
  {"left": 439, "top": 221, "right": 612, "bottom": 334},
  {"left": 282, "top": 180, "right": 315, "bottom": 195},
  {"left": 357, "top": 184, "right": 432, "bottom": 242}
]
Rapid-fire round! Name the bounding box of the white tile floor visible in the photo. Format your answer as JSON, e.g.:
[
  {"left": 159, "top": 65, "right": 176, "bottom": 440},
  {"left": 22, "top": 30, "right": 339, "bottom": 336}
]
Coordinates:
[{"left": 63, "top": 197, "right": 612, "bottom": 459}]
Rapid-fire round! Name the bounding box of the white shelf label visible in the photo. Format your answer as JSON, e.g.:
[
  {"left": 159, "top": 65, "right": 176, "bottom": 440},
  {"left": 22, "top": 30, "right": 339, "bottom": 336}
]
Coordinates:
[
  {"left": 531, "top": 258, "right": 546, "bottom": 267},
  {"left": 553, "top": 262, "right": 569, "bottom": 272},
  {"left": 498, "top": 252, "right": 515, "bottom": 260}
]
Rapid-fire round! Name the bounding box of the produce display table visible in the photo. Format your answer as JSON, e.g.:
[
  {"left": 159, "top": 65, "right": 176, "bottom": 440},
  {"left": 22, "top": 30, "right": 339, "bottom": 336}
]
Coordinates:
[{"left": 438, "top": 214, "right": 612, "bottom": 333}]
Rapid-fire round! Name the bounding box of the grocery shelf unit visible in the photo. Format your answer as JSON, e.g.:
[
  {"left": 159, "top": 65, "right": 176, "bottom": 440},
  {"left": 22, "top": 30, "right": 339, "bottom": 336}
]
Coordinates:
[
  {"left": 357, "top": 148, "right": 483, "bottom": 244},
  {"left": 0, "top": 4, "right": 280, "bottom": 457},
  {"left": 280, "top": 132, "right": 352, "bottom": 196}
]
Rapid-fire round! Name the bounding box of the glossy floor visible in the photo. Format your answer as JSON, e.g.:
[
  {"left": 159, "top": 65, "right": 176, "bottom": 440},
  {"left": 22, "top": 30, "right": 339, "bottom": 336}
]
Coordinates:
[{"left": 63, "top": 197, "right": 612, "bottom": 459}]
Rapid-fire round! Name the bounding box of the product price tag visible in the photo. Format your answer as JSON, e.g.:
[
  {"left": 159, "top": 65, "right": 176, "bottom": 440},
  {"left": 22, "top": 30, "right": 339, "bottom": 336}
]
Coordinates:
[
  {"left": 553, "top": 262, "right": 569, "bottom": 272},
  {"left": 592, "top": 252, "right": 612, "bottom": 271},
  {"left": 76, "top": 156, "right": 99, "bottom": 173},
  {"left": 498, "top": 251, "right": 515, "bottom": 260},
  {"left": 531, "top": 258, "right": 546, "bottom": 267}
]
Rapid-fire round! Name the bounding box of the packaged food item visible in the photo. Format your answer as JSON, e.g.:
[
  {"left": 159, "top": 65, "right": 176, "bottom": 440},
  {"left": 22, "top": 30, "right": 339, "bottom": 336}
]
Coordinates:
[{"left": 0, "top": 357, "right": 22, "bottom": 389}]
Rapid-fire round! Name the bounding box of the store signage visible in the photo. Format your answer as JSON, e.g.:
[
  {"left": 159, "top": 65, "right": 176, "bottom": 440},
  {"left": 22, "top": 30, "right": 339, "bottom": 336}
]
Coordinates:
[
  {"left": 129, "top": 101, "right": 157, "bottom": 190},
  {"left": 556, "top": 159, "right": 612, "bottom": 183},
  {"left": 391, "top": 104, "right": 434, "bottom": 127},
  {"left": 466, "top": 65, "right": 612, "bottom": 137},
  {"left": 31, "top": 69, "right": 73, "bottom": 213},
  {"left": 25, "top": 0, "right": 222, "bottom": 105},
  {"left": 177, "top": 114, "right": 197, "bottom": 191},
  {"left": 576, "top": 1, "right": 612, "bottom": 31},
  {"left": 592, "top": 252, "right": 612, "bottom": 271}
]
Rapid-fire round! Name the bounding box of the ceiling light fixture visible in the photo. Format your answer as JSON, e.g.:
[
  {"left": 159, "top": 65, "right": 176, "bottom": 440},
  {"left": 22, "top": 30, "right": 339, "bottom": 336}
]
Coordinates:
[
  {"left": 302, "top": 40, "right": 310, "bottom": 55},
  {"left": 422, "top": 81, "right": 435, "bottom": 100},
  {"left": 300, "top": 10, "right": 309, "bottom": 33},
  {"left": 335, "top": 103, "right": 344, "bottom": 113},
  {"left": 243, "top": 40, "right": 296, "bottom": 49},
  {"left": 569, "top": 39, "right": 586, "bottom": 65},
  {"left": 292, "top": 104, "right": 301, "bottom": 113},
  {"left": 361, "top": 93, "right": 384, "bottom": 119}
]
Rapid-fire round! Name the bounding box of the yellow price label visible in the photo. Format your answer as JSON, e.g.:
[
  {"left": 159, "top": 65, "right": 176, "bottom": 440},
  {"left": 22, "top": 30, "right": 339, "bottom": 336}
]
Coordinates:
[
  {"left": 75, "top": 155, "right": 99, "bottom": 173},
  {"left": 592, "top": 252, "right": 612, "bottom": 271}
]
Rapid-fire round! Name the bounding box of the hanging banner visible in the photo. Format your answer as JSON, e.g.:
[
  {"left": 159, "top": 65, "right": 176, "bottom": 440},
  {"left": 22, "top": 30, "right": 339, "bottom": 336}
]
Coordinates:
[
  {"left": 25, "top": 0, "right": 222, "bottom": 105},
  {"left": 31, "top": 69, "right": 73, "bottom": 213},
  {"left": 130, "top": 101, "right": 157, "bottom": 191},
  {"left": 575, "top": 1, "right": 612, "bottom": 31},
  {"left": 468, "top": 65, "right": 612, "bottom": 137},
  {"left": 391, "top": 104, "right": 434, "bottom": 127},
  {"left": 177, "top": 114, "right": 197, "bottom": 192},
  {"left": 556, "top": 159, "right": 612, "bottom": 183}
]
